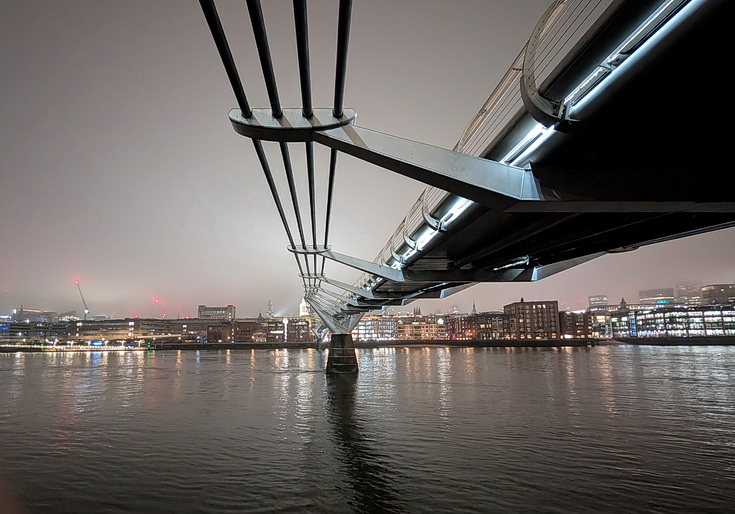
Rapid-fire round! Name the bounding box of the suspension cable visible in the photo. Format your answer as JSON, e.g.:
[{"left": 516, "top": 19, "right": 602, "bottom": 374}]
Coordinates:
[
  {"left": 292, "top": 0, "right": 312, "bottom": 118},
  {"left": 333, "top": 0, "right": 353, "bottom": 117},
  {"left": 246, "top": 0, "right": 282, "bottom": 118},
  {"left": 321, "top": 148, "right": 339, "bottom": 276},
  {"left": 198, "top": 0, "right": 252, "bottom": 117},
  {"left": 252, "top": 140, "right": 307, "bottom": 284}
]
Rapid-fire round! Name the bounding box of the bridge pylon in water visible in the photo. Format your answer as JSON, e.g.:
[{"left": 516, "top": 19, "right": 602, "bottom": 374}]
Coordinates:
[{"left": 326, "top": 334, "right": 359, "bottom": 374}]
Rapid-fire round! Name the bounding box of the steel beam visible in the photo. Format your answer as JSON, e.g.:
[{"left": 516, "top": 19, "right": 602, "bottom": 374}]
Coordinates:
[
  {"left": 514, "top": 252, "right": 606, "bottom": 281},
  {"left": 316, "top": 286, "right": 372, "bottom": 308},
  {"left": 314, "top": 125, "right": 541, "bottom": 210},
  {"left": 321, "top": 249, "right": 528, "bottom": 283},
  {"left": 302, "top": 274, "right": 411, "bottom": 301}
]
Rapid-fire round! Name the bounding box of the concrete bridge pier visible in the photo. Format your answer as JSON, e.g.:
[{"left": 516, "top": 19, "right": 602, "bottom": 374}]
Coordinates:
[
  {"left": 306, "top": 302, "right": 362, "bottom": 373},
  {"left": 326, "top": 334, "right": 359, "bottom": 374}
]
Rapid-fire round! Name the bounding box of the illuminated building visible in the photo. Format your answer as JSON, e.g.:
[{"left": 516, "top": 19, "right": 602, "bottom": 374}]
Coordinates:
[
  {"left": 352, "top": 315, "right": 397, "bottom": 341},
  {"left": 72, "top": 319, "right": 175, "bottom": 342},
  {"left": 299, "top": 297, "right": 312, "bottom": 317},
  {"left": 208, "top": 319, "right": 259, "bottom": 343},
  {"left": 445, "top": 312, "right": 505, "bottom": 340},
  {"left": 165, "top": 318, "right": 211, "bottom": 341},
  {"left": 612, "top": 305, "right": 735, "bottom": 338},
  {"left": 675, "top": 283, "right": 703, "bottom": 306},
  {"left": 559, "top": 310, "right": 593, "bottom": 339},
  {"left": 0, "top": 321, "right": 67, "bottom": 343},
  {"left": 284, "top": 318, "right": 312, "bottom": 342},
  {"left": 638, "top": 288, "right": 675, "bottom": 305},
  {"left": 589, "top": 310, "right": 612, "bottom": 338},
  {"left": 394, "top": 315, "right": 446, "bottom": 341},
  {"left": 197, "top": 304, "right": 236, "bottom": 320},
  {"left": 588, "top": 295, "right": 608, "bottom": 309},
  {"left": 207, "top": 317, "right": 314, "bottom": 343},
  {"left": 504, "top": 298, "right": 560, "bottom": 340},
  {"left": 10, "top": 307, "right": 57, "bottom": 323},
  {"left": 700, "top": 284, "right": 735, "bottom": 305},
  {"left": 610, "top": 298, "right": 634, "bottom": 336}
]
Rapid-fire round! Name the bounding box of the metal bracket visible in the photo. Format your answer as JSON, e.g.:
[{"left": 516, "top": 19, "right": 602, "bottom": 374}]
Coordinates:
[
  {"left": 229, "top": 108, "right": 356, "bottom": 142},
  {"left": 403, "top": 231, "right": 417, "bottom": 250},
  {"left": 422, "top": 207, "right": 446, "bottom": 232}
]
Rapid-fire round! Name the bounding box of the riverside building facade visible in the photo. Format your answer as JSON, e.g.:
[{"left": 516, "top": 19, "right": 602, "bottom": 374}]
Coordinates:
[
  {"left": 207, "top": 317, "right": 314, "bottom": 343},
  {"left": 610, "top": 304, "right": 735, "bottom": 338},
  {"left": 504, "top": 299, "right": 560, "bottom": 340}
]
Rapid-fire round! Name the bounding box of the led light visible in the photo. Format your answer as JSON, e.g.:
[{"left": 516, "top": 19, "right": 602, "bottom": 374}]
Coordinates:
[
  {"left": 500, "top": 123, "right": 547, "bottom": 164},
  {"left": 415, "top": 227, "right": 439, "bottom": 251},
  {"left": 440, "top": 197, "right": 473, "bottom": 227},
  {"left": 401, "top": 248, "right": 418, "bottom": 261},
  {"left": 567, "top": 0, "right": 700, "bottom": 117},
  {"left": 509, "top": 125, "right": 554, "bottom": 166}
]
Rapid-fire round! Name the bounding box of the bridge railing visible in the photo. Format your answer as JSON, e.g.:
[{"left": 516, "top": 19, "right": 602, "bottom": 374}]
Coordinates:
[
  {"left": 461, "top": 0, "right": 619, "bottom": 157},
  {"left": 455, "top": 50, "right": 526, "bottom": 158}
]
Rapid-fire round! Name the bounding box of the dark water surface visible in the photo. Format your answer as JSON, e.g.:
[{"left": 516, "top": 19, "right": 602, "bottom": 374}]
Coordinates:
[{"left": 1, "top": 345, "right": 734, "bottom": 513}]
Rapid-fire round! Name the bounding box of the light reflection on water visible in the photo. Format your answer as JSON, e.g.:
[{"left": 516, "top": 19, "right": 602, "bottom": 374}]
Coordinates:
[{"left": 1, "top": 345, "right": 735, "bottom": 512}]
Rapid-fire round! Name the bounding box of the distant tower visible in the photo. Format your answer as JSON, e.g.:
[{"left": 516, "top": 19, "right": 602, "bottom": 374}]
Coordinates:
[
  {"left": 299, "top": 297, "right": 311, "bottom": 317},
  {"left": 471, "top": 301, "right": 478, "bottom": 315},
  {"left": 266, "top": 299, "right": 274, "bottom": 319}
]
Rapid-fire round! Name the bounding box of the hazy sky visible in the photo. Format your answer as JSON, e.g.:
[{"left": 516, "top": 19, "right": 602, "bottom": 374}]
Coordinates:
[{"left": 2, "top": 0, "right": 733, "bottom": 319}]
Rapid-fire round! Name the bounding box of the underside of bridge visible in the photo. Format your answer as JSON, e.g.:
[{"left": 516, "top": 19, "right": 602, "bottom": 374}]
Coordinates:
[
  {"left": 359, "top": 0, "right": 732, "bottom": 303},
  {"left": 199, "top": 0, "right": 731, "bottom": 372}
]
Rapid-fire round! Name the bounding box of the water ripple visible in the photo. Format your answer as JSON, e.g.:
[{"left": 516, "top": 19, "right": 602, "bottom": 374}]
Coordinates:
[{"left": 1, "top": 346, "right": 734, "bottom": 512}]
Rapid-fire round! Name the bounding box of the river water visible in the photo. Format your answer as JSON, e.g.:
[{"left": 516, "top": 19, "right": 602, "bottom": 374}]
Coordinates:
[{"left": 1, "top": 344, "right": 734, "bottom": 513}]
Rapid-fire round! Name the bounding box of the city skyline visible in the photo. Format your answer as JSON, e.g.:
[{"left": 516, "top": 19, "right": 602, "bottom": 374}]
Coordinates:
[
  {"left": 2, "top": 1, "right": 734, "bottom": 320},
  {"left": 5, "top": 273, "right": 732, "bottom": 321}
]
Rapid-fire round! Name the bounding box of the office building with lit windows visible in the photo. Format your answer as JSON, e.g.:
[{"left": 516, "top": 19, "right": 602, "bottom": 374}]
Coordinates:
[
  {"left": 69, "top": 318, "right": 177, "bottom": 343},
  {"left": 394, "top": 315, "right": 446, "bottom": 341},
  {"left": 610, "top": 305, "right": 735, "bottom": 338},
  {"left": 352, "top": 315, "right": 397, "bottom": 341},
  {"left": 207, "top": 317, "right": 313, "bottom": 343},
  {"left": 559, "top": 310, "right": 593, "bottom": 339},
  {"left": 445, "top": 312, "right": 505, "bottom": 340}
]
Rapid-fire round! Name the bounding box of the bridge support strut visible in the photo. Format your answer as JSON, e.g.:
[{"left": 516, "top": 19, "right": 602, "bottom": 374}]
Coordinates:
[{"left": 326, "top": 334, "right": 358, "bottom": 374}]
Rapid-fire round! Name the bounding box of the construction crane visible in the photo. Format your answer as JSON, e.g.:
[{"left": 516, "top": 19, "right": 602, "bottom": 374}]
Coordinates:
[{"left": 75, "top": 280, "right": 90, "bottom": 320}]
